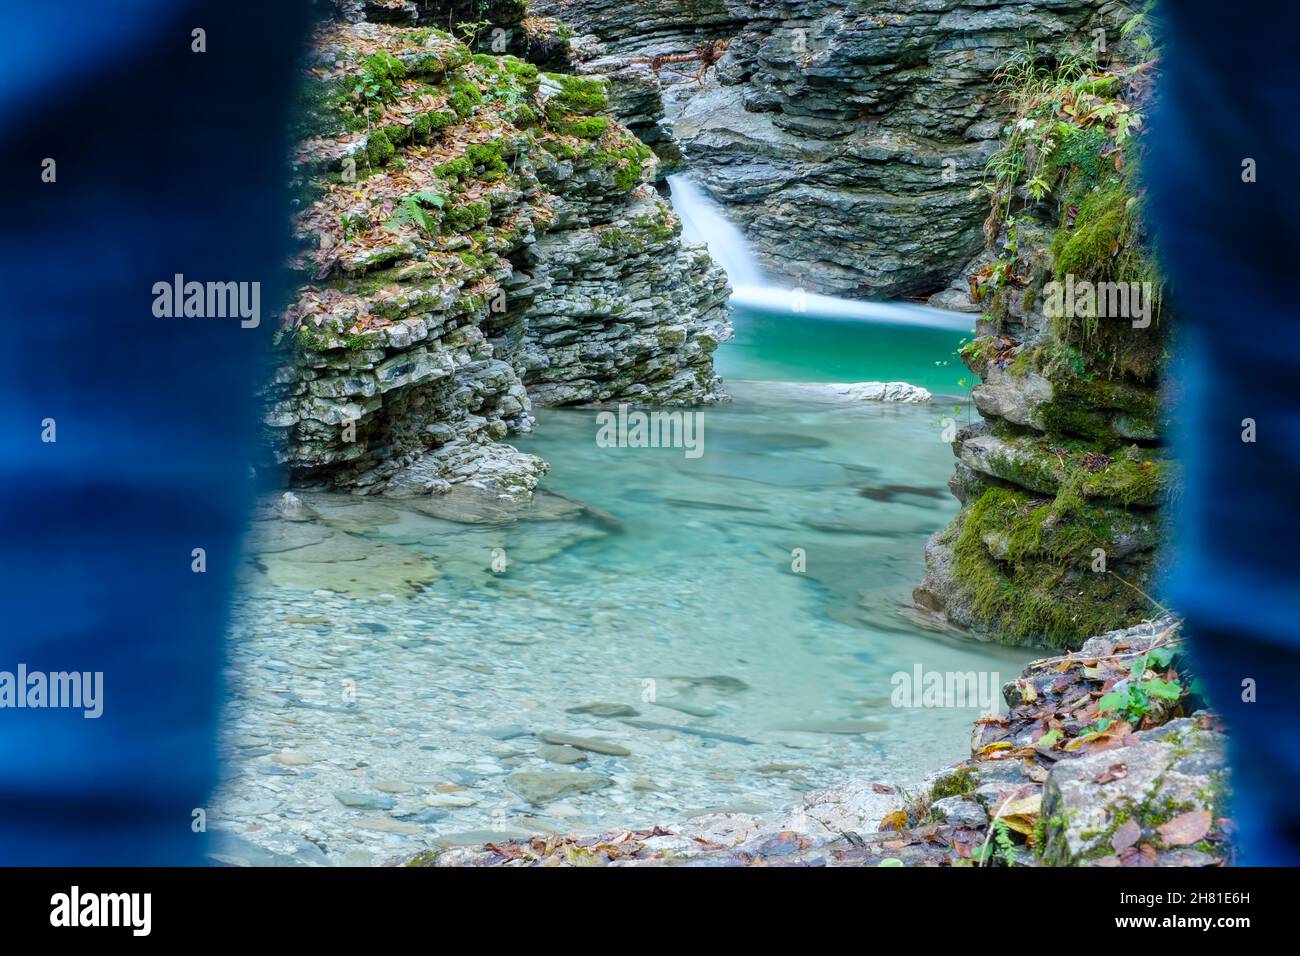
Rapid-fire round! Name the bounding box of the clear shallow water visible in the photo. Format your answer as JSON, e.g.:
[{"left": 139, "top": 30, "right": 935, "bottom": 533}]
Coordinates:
[
  {"left": 720, "top": 302, "right": 972, "bottom": 394},
  {"left": 215, "top": 366, "right": 1034, "bottom": 865}
]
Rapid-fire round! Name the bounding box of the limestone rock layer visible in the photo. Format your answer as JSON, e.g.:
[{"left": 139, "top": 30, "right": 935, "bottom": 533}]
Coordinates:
[{"left": 260, "top": 8, "right": 731, "bottom": 496}]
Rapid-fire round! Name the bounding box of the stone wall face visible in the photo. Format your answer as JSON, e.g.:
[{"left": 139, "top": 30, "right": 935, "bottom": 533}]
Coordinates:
[
  {"left": 259, "top": 6, "right": 731, "bottom": 497},
  {"left": 537, "top": 0, "right": 1121, "bottom": 298}
]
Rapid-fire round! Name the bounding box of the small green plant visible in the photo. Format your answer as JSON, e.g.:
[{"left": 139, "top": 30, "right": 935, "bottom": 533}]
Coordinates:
[
  {"left": 973, "top": 818, "right": 1018, "bottom": 866},
  {"left": 1094, "top": 647, "right": 1183, "bottom": 727},
  {"left": 384, "top": 190, "right": 446, "bottom": 235}
]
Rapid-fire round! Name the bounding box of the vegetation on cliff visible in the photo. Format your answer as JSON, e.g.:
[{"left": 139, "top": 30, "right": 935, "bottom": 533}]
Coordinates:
[
  {"left": 918, "top": 33, "right": 1171, "bottom": 648},
  {"left": 261, "top": 13, "right": 729, "bottom": 491}
]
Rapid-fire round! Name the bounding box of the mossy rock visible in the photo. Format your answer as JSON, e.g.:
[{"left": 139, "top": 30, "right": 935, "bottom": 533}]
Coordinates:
[
  {"left": 958, "top": 432, "right": 1167, "bottom": 508},
  {"left": 948, "top": 488, "right": 1160, "bottom": 647}
]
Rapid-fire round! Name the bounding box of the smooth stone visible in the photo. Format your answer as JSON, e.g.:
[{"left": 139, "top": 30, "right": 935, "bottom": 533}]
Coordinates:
[
  {"left": 406, "top": 809, "right": 449, "bottom": 824},
  {"left": 538, "top": 732, "right": 631, "bottom": 756},
  {"left": 333, "top": 791, "right": 396, "bottom": 810},
  {"left": 537, "top": 744, "right": 588, "bottom": 765},
  {"left": 353, "top": 816, "right": 422, "bottom": 835},
  {"left": 507, "top": 770, "right": 613, "bottom": 805},
  {"left": 565, "top": 702, "right": 641, "bottom": 718},
  {"left": 206, "top": 830, "right": 301, "bottom": 867},
  {"left": 273, "top": 752, "right": 312, "bottom": 766},
  {"left": 653, "top": 699, "right": 720, "bottom": 718},
  {"left": 480, "top": 724, "right": 529, "bottom": 740},
  {"left": 226, "top": 798, "right": 279, "bottom": 817},
  {"left": 373, "top": 780, "right": 414, "bottom": 794},
  {"left": 929, "top": 796, "right": 988, "bottom": 828},
  {"left": 619, "top": 718, "right": 758, "bottom": 745},
  {"left": 425, "top": 793, "right": 478, "bottom": 808},
  {"left": 669, "top": 675, "right": 750, "bottom": 693}
]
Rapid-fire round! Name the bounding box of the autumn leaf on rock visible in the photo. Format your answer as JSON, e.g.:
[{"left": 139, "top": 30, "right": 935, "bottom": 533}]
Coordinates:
[
  {"left": 1111, "top": 818, "right": 1141, "bottom": 853},
  {"left": 879, "top": 810, "right": 909, "bottom": 832},
  {"left": 1093, "top": 762, "right": 1128, "bottom": 784},
  {"left": 1156, "top": 810, "right": 1212, "bottom": 847}
]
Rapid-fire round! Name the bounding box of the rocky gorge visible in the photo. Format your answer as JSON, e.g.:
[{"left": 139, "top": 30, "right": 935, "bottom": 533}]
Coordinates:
[
  {"left": 216, "top": 0, "right": 1230, "bottom": 869},
  {"left": 531, "top": 0, "right": 1147, "bottom": 299}
]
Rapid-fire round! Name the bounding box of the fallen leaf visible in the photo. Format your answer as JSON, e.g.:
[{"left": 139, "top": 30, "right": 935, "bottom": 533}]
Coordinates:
[
  {"left": 1035, "top": 728, "right": 1062, "bottom": 751},
  {"left": 1156, "top": 810, "right": 1211, "bottom": 847},
  {"left": 1111, "top": 818, "right": 1141, "bottom": 852},
  {"left": 1093, "top": 762, "right": 1128, "bottom": 784},
  {"left": 879, "top": 810, "right": 909, "bottom": 831}
]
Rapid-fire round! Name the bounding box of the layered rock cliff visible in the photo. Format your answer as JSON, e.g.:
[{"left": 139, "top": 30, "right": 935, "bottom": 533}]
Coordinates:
[
  {"left": 535, "top": 0, "right": 1141, "bottom": 298},
  {"left": 260, "top": 5, "right": 730, "bottom": 495},
  {"left": 913, "top": 45, "right": 1171, "bottom": 647}
]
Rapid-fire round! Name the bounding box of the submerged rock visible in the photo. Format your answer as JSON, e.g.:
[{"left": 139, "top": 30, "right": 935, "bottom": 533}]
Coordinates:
[
  {"left": 507, "top": 769, "right": 614, "bottom": 805},
  {"left": 835, "top": 382, "right": 932, "bottom": 404},
  {"left": 424, "top": 618, "right": 1233, "bottom": 868},
  {"left": 538, "top": 731, "right": 632, "bottom": 756}
]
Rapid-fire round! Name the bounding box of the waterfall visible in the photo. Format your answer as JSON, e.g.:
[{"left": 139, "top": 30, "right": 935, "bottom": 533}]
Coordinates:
[
  {"left": 667, "top": 173, "right": 971, "bottom": 331},
  {"left": 668, "top": 174, "right": 765, "bottom": 288}
]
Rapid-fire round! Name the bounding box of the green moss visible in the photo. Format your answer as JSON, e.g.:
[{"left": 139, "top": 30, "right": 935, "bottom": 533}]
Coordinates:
[
  {"left": 633, "top": 209, "right": 678, "bottom": 243},
  {"left": 1052, "top": 182, "right": 1128, "bottom": 281},
  {"left": 365, "top": 127, "right": 395, "bottom": 166},
  {"left": 505, "top": 103, "right": 538, "bottom": 128},
  {"left": 950, "top": 481, "right": 1159, "bottom": 647},
  {"left": 540, "top": 138, "right": 577, "bottom": 160},
  {"left": 428, "top": 110, "right": 458, "bottom": 133},
  {"left": 542, "top": 72, "right": 610, "bottom": 116},
  {"left": 1040, "top": 375, "right": 1161, "bottom": 443},
  {"left": 553, "top": 115, "right": 611, "bottom": 139},
  {"left": 466, "top": 140, "right": 508, "bottom": 177},
  {"left": 588, "top": 137, "right": 654, "bottom": 191},
  {"left": 476, "top": 53, "right": 539, "bottom": 90},
  {"left": 359, "top": 52, "right": 407, "bottom": 103},
  {"left": 292, "top": 75, "right": 367, "bottom": 140},
  {"left": 930, "top": 767, "right": 978, "bottom": 800},
  {"left": 435, "top": 156, "right": 472, "bottom": 180},
  {"left": 982, "top": 436, "right": 1166, "bottom": 508},
  {"left": 409, "top": 112, "right": 433, "bottom": 141},
  {"left": 443, "top": 199, "right": 491, "bottom": 232},
  {"left": 1048, "top": 125, "right": 1110, "bottom": 192},
  {"left": 447, "top": 78, "right": 483, "bottom": 118}
]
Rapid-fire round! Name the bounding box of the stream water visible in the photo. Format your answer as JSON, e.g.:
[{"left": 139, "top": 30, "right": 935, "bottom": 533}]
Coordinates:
[{"left": 209, "top": 179, "right": 1035, "bottom": 866}]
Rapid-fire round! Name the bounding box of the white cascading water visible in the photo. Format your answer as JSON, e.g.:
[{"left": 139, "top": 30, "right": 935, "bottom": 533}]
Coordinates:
[{"left": 667, "top": 173, "right": 971, "bottom": 331}]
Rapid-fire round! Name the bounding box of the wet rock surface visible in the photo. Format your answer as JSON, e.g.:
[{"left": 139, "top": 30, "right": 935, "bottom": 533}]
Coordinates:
[{"left": 534, "top": 0, "right": 1111, "bottom": 298}]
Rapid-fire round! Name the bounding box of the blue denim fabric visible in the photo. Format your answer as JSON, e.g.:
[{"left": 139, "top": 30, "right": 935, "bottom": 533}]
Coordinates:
[
  {"left": 1147, "top": 2, "right": 1300, "bottom": 863},
  {"left": 0, "top": 1, "right": 308, "bottom": 864}
]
